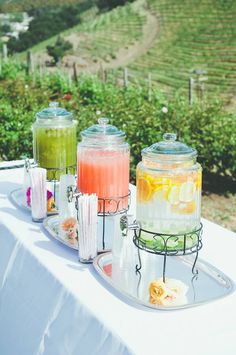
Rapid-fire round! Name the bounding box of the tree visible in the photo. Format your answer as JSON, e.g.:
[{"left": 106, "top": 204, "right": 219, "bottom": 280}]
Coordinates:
[
  {"left": 0, "top": 24, "right": 11, "bottom": 34},
  {"left": 96, "top": 0, "right": 135, "bottom": 11},
  {"left": 47, "top": 36, "right": 72, "bottom": 64}
]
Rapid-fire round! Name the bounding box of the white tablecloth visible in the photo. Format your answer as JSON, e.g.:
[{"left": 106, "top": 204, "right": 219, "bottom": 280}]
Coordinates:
[{"left": 0, "top": 162, "right": 236, "bottom": 355}]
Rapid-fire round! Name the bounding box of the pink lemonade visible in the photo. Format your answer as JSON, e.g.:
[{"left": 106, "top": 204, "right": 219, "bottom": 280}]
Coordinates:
[{"left": 77, "top": 150, "right": 130, "bottom": 213}]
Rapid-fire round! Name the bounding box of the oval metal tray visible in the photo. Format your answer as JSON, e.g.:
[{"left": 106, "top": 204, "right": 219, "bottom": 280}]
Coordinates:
[
  {"left": 9, "top": 188, "right": 58, "bottom": 216},
  {"left": 93, "top": 251, "right": 235, "bottom": 310},
  {"left": 43, "top": 215, "right": 78, "bottom": 250},
  {"left": 43, "top": 215, "right": 112, "bottom": 255}
]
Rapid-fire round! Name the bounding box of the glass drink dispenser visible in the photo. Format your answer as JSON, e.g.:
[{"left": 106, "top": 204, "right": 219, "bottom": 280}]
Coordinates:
[
  {"left": 136, "top": 133, "right": 202, "bottom": 250},
  {"left": 32, "top": 102, "right": 77, "bottom": 181},
  {"left": 77, "top": 118, "right": 130, "bottom": 214}
]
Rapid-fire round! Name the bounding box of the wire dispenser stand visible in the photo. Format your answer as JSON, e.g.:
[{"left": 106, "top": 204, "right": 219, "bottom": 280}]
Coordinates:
[
  {"left": 134, "top": 223, "right": 203, "bottom": 282},
  {"left": 121, "top": 215, "right": 203, "bottom": 282}
]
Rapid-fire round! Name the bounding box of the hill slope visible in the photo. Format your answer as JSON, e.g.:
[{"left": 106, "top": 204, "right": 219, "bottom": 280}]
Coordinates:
[
  {"left": 128, "top": 0, "right": 236, "bottom": 95},
  {"left": 13, "top": 0, "right": 236, "bottom": 97},
  {"left": 0, "top": 0, "right": 87, "bottom": 12},
  {"left": 16, "top": 2, "right": 147, "bottom": 70}
]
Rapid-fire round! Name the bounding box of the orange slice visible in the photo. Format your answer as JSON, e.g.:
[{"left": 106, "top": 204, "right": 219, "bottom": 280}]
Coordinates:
[
  {"left": 47, "top": 196, "right": 56, "bottom": 212},
  {"left": 172, "top": 174, "right": 187, "bottom": 184},
  {"left": 137, "top": 177, "right": 152, "bottom": 202},
  {"left": 171, "top": 201, "right": 196, "bottom": 214}
]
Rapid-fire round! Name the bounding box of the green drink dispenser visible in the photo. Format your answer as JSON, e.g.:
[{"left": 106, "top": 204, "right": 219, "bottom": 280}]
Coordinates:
[{"left": 32, "top": 102, "right": 77, "bottom": 180}]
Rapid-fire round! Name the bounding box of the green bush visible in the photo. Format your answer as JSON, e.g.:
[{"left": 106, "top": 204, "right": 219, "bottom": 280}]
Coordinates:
[
  {"left": 0, "top": 66, "right": 235, "bottom": 183},
  {"left": 96, "top": 0, "right": 135, "bottom": 11},
  {"left": 47, "top": 36, "right": 73, "bottom": 64}
]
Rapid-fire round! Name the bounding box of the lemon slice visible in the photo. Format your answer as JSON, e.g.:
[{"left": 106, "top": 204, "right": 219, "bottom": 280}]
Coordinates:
[
  {"left": 179, "top": 181, "right": 196, "bottom": 202},
  {"left": 144, "top": 173, "right": 155, "bottom": 185},
  {"left": 167, "top": 185, "right": 180, "bottom": 205},
  {"left": 196, "top": 171, "right": 202, "bottom": 190}
]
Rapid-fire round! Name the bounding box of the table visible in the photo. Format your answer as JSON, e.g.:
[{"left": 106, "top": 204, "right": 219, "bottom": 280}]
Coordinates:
[{"left": 0, "top": 162, "right": 236, "bottom": 355}]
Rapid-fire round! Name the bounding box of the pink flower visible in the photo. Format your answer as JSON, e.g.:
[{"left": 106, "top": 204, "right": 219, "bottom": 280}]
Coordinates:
[
  {"left": 47, "top": 190, "right": 53, "bottom": 200},
  {"left": 26, "top": 188, "right": 54, "bottom": 207},
  {"left": 26, "top": 187, "right": 31, "bottom": 207}
]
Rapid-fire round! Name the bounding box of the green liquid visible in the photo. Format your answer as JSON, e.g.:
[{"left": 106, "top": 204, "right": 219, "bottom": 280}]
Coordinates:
[{"left": 33, "top": 126, "right": 76, "bottom": 180}]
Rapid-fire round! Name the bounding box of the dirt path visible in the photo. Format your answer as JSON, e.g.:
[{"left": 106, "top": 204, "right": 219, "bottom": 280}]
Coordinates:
[
  {"left": 225, "top": 95, "right": 236, "bottom": 114},
  {"left": 103, "top": 9, "right": 158, "bottom": 70},
  {"left": 62, "top": 0, "right": 159, "bottom": 73}
]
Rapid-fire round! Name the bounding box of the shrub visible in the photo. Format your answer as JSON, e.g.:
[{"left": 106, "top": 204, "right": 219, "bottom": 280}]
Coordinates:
[
  {"left": 96, "top": 0, "right": 135, "bottom": 11},
  {"left": 47, "top": 36, "right": 73, "bottom": 64},
  {"left": 0, "top": 67, "right": 235, "bottom": 183}
]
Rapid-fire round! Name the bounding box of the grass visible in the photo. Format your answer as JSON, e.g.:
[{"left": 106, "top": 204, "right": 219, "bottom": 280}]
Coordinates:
[
  {"left": 202, "top": 193, "right": 236, "bottom": 233},
  {"left": 128, "top": 0, "right": 236, "bottom": 96},
  {"left": 202, "top": 173, "right": 236, "bottom": 232},
  {"left": 13, "top": 0, "right": 236, "bottom": 98},
  {"left": 0, "top": 0, "right": 88, "bottom": 12},
  {"left": 11, "top": 0, "right": 236, "bottom": 98},
  {"left": 78, "top": 5, "right": 146, "bottom": 60}
]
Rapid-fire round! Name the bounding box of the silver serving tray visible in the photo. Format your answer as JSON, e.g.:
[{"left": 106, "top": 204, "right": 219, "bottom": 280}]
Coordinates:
[
  {"left": 93, "top": 251, "right": 235, "bottom": 310},
  {"left": 43, "top": 215, "right": 111, "bottom": 254},
  {"left": 9, "top": 188, "right": 58, "bottom": 215},
  {"left": 43, "top": 215, "right": 78, "bottom": 250}
]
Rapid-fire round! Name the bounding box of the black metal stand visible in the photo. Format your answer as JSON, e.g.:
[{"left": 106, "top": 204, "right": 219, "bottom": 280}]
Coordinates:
[
  {"left": 68, "top": 188, "right": 131, "bottom": 251},
  {"left": 46, "top": 164, "right": 76, "bottom": 181},
  {"left": 97, "top": 192, "right": 131, "bottom": 250},
  {"left": 133, "top": 223, "right": 203, "bottom": 282}
]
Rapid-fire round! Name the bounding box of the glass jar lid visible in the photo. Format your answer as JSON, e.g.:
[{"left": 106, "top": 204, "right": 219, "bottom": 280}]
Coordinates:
[
  {"left": 142, "top": 133, "right": 197, "bottom": 161},
  {"left": 36, "top": 102, "right": 72, "bottom": 120},
  {"left": 81, "top": 118, "right": 125, "bottom": 139}
]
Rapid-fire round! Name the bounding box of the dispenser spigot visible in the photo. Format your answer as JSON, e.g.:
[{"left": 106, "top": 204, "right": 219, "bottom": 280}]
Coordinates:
[
  {"left": 67, "top": 185, "right": 82, "bottom": 203},
  {"left": 120, "top": 215, "right": 141, "bottom": 237}
]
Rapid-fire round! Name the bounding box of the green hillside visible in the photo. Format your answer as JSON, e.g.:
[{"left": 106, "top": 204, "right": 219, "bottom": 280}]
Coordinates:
[
  {"left": 15, "top": 3, "right": 146, "bottom": 63},
  {"left": 8, "top": 0, "right": 236, "bottom": 97},
  {"left": 128, "top": 0, "right": 236, "bottom": 95},
  {"left": 0, "top": 0, "right": 87, "bottom": 12}
]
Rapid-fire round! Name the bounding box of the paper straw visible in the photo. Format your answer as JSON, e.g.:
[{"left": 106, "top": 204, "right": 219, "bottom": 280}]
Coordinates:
[
  {"left": 29, "top": 168, "right": 47, "bottom": 222},
  {"left": 78, "top": 194, "right": 98, "bottom": 263}
]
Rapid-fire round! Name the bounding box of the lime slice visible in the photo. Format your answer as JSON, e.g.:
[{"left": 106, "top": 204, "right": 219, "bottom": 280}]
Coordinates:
[
  {"left": 179, "top": 182, "right": 196, "bottom": 202},
  {"left": 167, "top": 185, "right": 180, "bottom": 205}
]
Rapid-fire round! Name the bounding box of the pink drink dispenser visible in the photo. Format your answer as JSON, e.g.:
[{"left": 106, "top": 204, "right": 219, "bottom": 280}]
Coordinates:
[{"left": 77, "top": 118, "right": 130, "bottom": 214}]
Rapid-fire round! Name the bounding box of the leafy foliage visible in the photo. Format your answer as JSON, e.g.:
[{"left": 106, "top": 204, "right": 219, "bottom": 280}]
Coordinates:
[
  {"left": 47, "top": 36, "right": 73, "bottom": 64},
  {"left": 0, "top": 24, "right": 11, "bottom": 34},
  {"left": 0, "top": 62, "right": 235, "bottom": 182},
  {"left": 96, "top": 0, "right": 135, "bottom": 11}
]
